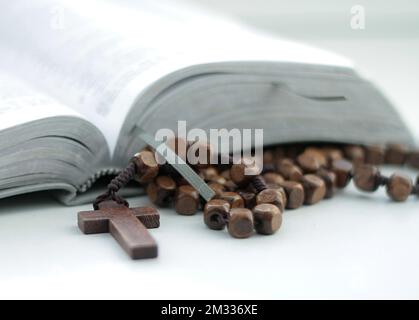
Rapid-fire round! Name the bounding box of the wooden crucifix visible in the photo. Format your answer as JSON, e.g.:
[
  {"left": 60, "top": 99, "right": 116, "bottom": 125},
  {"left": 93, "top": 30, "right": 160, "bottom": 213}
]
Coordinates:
[{"left": 78, "top": 201, "right": 160, "bottom": 260}]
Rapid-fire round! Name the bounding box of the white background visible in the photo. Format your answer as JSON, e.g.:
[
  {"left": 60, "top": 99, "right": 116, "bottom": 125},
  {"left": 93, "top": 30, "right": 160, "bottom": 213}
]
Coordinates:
[{"left": 1, "top": 0, "right": 419, "bottom": 299}]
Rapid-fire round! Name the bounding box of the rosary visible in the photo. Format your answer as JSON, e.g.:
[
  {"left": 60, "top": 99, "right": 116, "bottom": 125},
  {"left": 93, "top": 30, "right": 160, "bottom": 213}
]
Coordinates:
[{"left": 78, "top": 140, "right": 419, "bottom": 259}]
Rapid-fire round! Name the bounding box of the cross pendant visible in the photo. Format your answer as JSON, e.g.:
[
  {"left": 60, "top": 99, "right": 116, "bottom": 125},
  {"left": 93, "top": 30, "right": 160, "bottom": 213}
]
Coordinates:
[{"left": 78, "top": 201, "right": 160, "bottom": 260}]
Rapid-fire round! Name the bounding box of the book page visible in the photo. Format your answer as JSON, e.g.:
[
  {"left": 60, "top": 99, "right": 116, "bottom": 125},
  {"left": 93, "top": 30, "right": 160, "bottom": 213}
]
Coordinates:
[
  {"left": 0, "top": 0, "right": 351, "bottom": 154},
  {"left": 0, "top": 71, "right": 81, "bottom": 131}
]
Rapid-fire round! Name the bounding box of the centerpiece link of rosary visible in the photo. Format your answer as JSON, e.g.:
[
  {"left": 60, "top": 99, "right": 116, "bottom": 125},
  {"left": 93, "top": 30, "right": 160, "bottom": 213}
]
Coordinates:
[{"left": 79, "top": 139, "right": 419, "bottom": 259}]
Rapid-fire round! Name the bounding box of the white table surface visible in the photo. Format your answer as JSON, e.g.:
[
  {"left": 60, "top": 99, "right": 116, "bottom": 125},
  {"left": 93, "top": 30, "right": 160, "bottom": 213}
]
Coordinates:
[{"left": 1, "top": 38, "right": 419, "bottom": 300}]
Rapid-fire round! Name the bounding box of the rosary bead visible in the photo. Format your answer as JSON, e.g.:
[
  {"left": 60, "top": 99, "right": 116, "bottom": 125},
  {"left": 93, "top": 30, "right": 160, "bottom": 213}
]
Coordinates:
[
  {"left": 278, "top": 159, "right": 303, "bottom": 182},
  {"left": 209, "top": 175, "right": 227, "bottom": 186},
  {"left": 385, "top": 144, "right": 408, "bottom": 165},
  {"left": 228, "top": 208, "right": 254, "bottom": 239},
  {"left": 219, "top": 192, "right": 245, "bottom": 208},
  {"left": 175, "top": 185, "right": 200, "bottom": 215},
  {"left": 316, "top": 169, "right": 337, "bottom": 198},
  {"left": 204, "top": 199, "right": 230, "bottom": 230},
  {"left": 263, "top": 172, "right": 284, "bottom": 186},
  {"left": 230, "top": 163, "right": 250, "bottom": 186},
  {"left": 301, "top": 174, "right": 326, "bottom": 205},
  {"left": 256, "top": 188, "right": 287, "bottom": 211},
  {"left": 230, "top": 159, "right": 261, "bottom": 187},
  {"left": 365, "top": 145, "right": 385, "bottom": 165},
  {"left": 322, "top": 147, "right": 343, "bottom": 165},
  {"left": 199, "top": 167, "right": 219, "bottom": 182},
  {"left": 406, "top": 151, "right": 419, "bottom": 169},
  {"left": 386, "top": 174, "right": 413, "bottom": 202},
  {"left": 331, "top": 159, "right": 353, "bottom": 189},
  {"left": 133, "top": 150, "right": 159, "bottom": 184},
  {"left": 297, "top": 152, "right": 322, "bottom": 173},
  {"left": 277, "top": 158, "right": 293, "bottom": 168},
  {"left": 147, "top": 176, "right": 177, "bottom": 207},
  {"left": 208, "top": 182, "right": 225, "bottom": 198},
  {"left": 238, "top": 191, "right": 257, "bottom": 209},
  {"left": 303, "top": 147, "right": 328, "bottom": 166},
  {"left": 279, "top": 181, "right": 305, "bottom": 209},
  {"left": 344, "top": 145, "right": 365, "bottom": 165},
  {"left": 353, "top": 164, "right": 382, "bottom": 192},
  {"left": 253, "top": 204, "right": 283, "bottom": 235}
]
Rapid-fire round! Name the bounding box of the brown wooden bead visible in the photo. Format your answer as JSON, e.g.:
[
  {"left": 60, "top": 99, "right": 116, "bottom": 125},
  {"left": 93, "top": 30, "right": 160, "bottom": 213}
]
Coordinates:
[
  {"left": 344, "top": 145, "right": 365, "bottom": 165},
  {"left": 238, "top": 191, "right": 257, "bottom": 209},
  {"left": 316, "top": 169, "right": 337, "bottom": 198},
  {"left": 230, "top": 163, "right": 251, "bottom": 186},
  {"left": 297, "top": 152, "right": 322, "bottom": 173},
  {"left": 230, "top": 159, "right": 261, "bottom": 187},
  {"left": 208, "top": 182, "right": 225, "bottom": 198},
  {"left": 263, "top": 172, "right": 284, "bottom": 186},
  {"left": 365, "top": 145, "right": 385, "bottom": 165},
  {"left": 219, "top": 192, "right": 245, "bottom": 208},
  {"left": 228, "top": 208, "right": 254, "bottom": 239},
  {"left": 199, "top": 167, "right": 219, "bottom": 182},
  {"left": 385, "top": 144, "right": 408, "bottom": 165},
  {"left": 204, "top": 199, "right": 230, "bottom": 230},
  {"left": 147, "top": 176, "right": 177, "bottom": 207},
  {"left": 133, "top": 150, "right": 159, "bottom": 184},
  {"left": 277, "top": 158, "right": 294, "bottom": 168},
  {"left": 331, "top": 159, "right": 353, "bottom": 189},
  {"left": 209, "top": 175, "right": 227, "bottom": 186},
  {"left": 256, "top": 188, "right": 287, "bottom": 211},
  {"left": 175, "top": 185, "right": 200, "bottom": 215},
  {"left": 253, "top": 204, "right": 282, "bottom": 235},
  {"left": 386, "top": 174, "right": 413, "bottom": 202},
  {"left": 406, "top": 151, "right": 419, "bottom": 169},
  {"left": 353, "top": 164, "right": 382, "bottom": 192},
  {"left": 322, "top": 147, "right": 343, "bottom": 165},
  {"left": 301, "top": 174, "right": 326, "bottom": 205},
  {"left": 278, "top": 159, "right": 303, "bottom": 182},
  {"left": 279, "top": 181, "right": 305, "bottom": 209},
  {"left": 287, "top": 166, "right": 304, "bottom": 182}
]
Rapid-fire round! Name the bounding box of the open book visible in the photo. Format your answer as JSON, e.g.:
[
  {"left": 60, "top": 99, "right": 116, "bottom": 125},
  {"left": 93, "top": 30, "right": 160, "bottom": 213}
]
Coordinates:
[{"left": 0, "top": 0, "right": 414, "bottom": 205}]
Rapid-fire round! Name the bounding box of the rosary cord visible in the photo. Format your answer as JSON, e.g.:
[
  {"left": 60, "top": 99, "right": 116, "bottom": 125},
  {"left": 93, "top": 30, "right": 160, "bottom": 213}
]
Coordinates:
[
  {"left": 93, "top": 160, "right": 137, "bottom": 210},
  {"left": 377, "top": 174, "right": 389, "bottom": 186}
]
